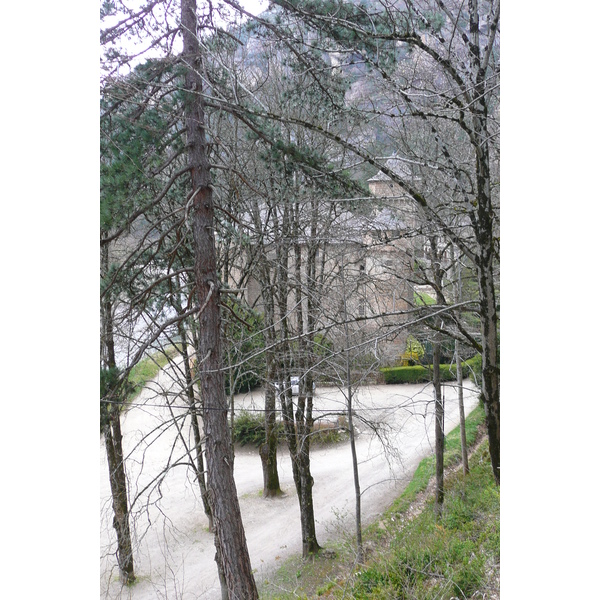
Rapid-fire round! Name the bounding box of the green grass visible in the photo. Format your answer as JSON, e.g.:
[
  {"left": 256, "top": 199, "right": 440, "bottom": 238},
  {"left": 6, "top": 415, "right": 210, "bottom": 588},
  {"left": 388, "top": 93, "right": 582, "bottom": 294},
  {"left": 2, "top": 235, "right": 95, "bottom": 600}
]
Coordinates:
[
  {"left": 389, "top": 403, "right": 485, "bottom": 514},
  {"left": 126, "top": 346, "right": 178, "bottom": 402},
  {"left": 258, "top": 402, "right": 498, "bottom": 600},
  {"left": 351, "top": 442, "right": 499, "bottom": 600},
  {"left": 414, "top": 291, "right": 436, "bottom": 306}
]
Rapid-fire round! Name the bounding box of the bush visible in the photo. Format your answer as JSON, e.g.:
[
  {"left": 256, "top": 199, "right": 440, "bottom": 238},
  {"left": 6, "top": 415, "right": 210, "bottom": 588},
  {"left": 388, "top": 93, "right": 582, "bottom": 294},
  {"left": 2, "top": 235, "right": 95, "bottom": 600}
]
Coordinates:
[
  {"left": 232, "top": 411, "right": 267, "bottom": 446},
  {"left": 382, "top": 355, "right": 482, "bottom": 385},
  {"left": 232, "top": 413, "right": 346, "bottom": 447},
  {"left": 381, "top": 363, "right": 457, "bottom": 384},
  {"left": 399, "top": 335, "right": 425, "bottom": 366}
]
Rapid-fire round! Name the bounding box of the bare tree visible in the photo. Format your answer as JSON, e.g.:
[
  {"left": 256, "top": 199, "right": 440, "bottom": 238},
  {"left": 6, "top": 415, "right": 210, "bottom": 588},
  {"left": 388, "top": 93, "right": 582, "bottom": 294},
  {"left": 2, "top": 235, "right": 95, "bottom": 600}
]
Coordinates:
[{"left": 248, "top": 0, "right": 501, "bottom": 483}]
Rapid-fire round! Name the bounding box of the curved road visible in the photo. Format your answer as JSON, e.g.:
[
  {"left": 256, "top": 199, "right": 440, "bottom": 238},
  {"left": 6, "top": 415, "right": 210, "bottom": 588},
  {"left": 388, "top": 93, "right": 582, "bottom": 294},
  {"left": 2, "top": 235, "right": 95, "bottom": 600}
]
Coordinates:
[{"left": 100, "top": 362, "right": 480, "bottom": 599}]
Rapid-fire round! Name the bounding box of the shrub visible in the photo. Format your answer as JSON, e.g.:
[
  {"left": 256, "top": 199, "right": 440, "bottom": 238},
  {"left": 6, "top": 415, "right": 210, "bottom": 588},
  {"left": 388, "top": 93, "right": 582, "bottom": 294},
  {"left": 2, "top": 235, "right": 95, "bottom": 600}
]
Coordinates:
[
  {"left": 382, "top": 355, "right": 482, "bottom": 385},
  {"left": 381, "top": 363, "right": 457, "bottom": 384},
  {"left": 232, "top": 413, "right": 346, "bottom": 447},
  {"left": 232, "top": 411, "right": 267, "bottom": 446},
  {"left": 310, "top": 421, "right": 348, "bottom": 445},
  {"left": 399, "top": 335, "right": 425, "bottom": 366}
]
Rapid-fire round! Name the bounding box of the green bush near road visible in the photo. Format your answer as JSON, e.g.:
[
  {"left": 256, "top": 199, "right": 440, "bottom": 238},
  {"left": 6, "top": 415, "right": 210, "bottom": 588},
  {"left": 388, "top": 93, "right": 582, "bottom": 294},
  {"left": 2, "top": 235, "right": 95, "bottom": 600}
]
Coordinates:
[
  {"left": 380, "top": 356, "right": 481, "bottom": 385},
  {"left": 232, "top": 411, "right": 347, "bottom": 447}
]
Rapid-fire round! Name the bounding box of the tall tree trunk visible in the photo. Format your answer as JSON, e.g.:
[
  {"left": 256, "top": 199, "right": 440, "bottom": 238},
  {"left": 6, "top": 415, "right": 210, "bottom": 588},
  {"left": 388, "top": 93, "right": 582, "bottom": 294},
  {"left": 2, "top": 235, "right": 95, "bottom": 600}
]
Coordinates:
[
  {"left": 479, "top": 259, "right": 500, "bottom": 484},
  {"left": 469, "top": 0, "right": 500, "bottom": 485},
  {"left": 451, "top": 247, "right": 469, "bottom": 476},
  {"left": 181, "top": 1, "right": 257, "bottom": 596},
  {"left": 260, "top": 349, "right": 282, "bottom": 497},
  {"left": 292, "top": 206, "right": 321, "bottom": 558},
  {"left": 430, "top": 235, "right": 445, "bottom": 517},
  {"left": 101, "top": 240, "right": 135, "bottom": 584}
]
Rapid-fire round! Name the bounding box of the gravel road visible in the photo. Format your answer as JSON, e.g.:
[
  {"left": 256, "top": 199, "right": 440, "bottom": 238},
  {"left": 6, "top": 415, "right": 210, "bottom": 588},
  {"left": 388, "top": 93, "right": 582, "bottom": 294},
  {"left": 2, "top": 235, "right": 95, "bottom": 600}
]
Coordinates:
[{"left": 100, "top": 362, "right": 480, "bottom": 599}]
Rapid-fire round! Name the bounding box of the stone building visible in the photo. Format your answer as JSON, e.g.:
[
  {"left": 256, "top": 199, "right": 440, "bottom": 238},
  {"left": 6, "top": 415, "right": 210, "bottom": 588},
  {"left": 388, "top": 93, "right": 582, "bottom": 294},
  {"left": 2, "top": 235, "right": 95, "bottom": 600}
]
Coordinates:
[{"left": 241, "top": 157, "right": 424, "bottom": 370}]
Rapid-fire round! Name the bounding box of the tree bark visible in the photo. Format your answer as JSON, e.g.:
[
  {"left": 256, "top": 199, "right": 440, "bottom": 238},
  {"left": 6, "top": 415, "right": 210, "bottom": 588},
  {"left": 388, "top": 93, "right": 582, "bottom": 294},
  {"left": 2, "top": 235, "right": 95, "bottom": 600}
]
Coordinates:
[
  {"left": 260, "top": 264, "right": 282, "bottom": 497},
  {"left": 456, "top": 342, "right": 469, "bottom": 475},
  {"left": 260, "top": 370, "right": 282, "bottom": 497},
  {"left": 181, "top": 0, "right": 258, "bottom": 596},
  {"left": 433, "top": 339, "right": 444, "bottom": 518},
  {"left": 104, "top": 410, "right": 136, "bottom": 584},
  {"left": 178, "top": 318, "right": 214, "bottom": 531},
  {"left": 341, "top": 253, "right": 363, "bottom": 562},
  {"left": 101, "top": 240, "right": 135, "bottom": 584},
  {"left": 469, "top": 0, "right": 500, "bottom": 485},
  {"left": 430, "top": 235, "right": 445, "bottom": 518}
]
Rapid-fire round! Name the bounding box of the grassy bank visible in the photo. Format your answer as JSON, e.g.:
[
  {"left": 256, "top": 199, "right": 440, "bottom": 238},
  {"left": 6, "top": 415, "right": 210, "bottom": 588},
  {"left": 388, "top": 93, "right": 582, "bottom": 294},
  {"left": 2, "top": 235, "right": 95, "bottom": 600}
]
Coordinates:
[
  {"left": 126, "top": 346, "right": 178, "bottom": 402},
  {"left": 258, "top": 403, "right": 499, "bottom": 599}
]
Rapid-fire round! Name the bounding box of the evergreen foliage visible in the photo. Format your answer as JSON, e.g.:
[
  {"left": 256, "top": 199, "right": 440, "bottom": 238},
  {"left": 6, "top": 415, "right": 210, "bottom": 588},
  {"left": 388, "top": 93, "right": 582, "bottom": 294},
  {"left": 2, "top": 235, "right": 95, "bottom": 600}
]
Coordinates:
[{"left": 222, "top": 297, "right": 266, "bottom": 395}]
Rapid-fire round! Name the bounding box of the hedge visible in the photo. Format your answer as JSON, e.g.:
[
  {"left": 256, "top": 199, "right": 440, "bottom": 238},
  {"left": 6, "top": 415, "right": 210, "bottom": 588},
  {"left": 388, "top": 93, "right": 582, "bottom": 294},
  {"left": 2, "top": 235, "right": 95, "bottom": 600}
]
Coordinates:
[{"left": 381, "top": 356, "right": 481, "bottom": 385}]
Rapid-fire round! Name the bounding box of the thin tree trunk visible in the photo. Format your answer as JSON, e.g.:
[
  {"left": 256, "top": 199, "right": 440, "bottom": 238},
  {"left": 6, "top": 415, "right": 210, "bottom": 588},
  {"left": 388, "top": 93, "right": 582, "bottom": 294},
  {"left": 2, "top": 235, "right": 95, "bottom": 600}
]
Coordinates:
[
  {"left": 101, "top": 240, "right": 135, "bottom": 584},
  {"left": 455, "top": 342, "right": 469, "bottom": 475},
  {"left": 433, "top": 339, "right": 444, "bottom": 518},
  {"left": 104, "top": 411, "right": 135, "bottom": 584},
  {"left": 430, "top": 235, "right": 445, "bottom": 518},
  {"left": 178, "top": 318, "right": 214, "bottom": 531},
  {"left": 293, "top": 207, "right": 321, "bottom": 558},
  {"left": 341, "top": 253, "right": 363, "bottom": 562},
  {"left": 259, "top": 264, "right": 282, "bottom": 497},
  {"left": 260, "top": 349, "right": 282, "bottom": 497},
  {"left": 181, "top": 0, "right": 257, "bottom": 596}
]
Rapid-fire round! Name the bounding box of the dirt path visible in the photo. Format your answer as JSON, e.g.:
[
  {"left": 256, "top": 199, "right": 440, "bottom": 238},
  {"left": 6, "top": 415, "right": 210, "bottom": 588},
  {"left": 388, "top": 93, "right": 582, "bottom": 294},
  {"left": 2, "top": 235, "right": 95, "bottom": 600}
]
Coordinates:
[{"left": 100, "top": 364, "right": 480, "bottom": 599}]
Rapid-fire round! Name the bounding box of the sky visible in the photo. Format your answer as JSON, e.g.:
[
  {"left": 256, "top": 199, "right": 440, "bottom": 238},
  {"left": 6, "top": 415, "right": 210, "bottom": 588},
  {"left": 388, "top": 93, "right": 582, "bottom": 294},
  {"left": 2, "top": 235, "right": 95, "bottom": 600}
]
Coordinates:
[{"left": 242, "top": 0, "right": 269, "bottom": 13}]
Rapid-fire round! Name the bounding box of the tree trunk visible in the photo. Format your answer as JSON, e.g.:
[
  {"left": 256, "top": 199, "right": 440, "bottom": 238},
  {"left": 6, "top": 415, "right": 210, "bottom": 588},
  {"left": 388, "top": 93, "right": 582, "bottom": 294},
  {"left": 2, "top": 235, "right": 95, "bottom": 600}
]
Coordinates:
[
  {"left": 455, "top": 342, "right": 469, "bottom": 475},
  {"left": 479, "top": 262, "right": 500, "bottom": 485},
  {"left": 297, "top": 373, "right": 321, "bottom": 557},
  {"left": 261, "top": 373, "right": 282, "bottom": 497},
  {"left": 429, "top": 235, "right": 445, "bottom": 518},
  {"left": 260, "top": 268, "right": 282, "bottom": 497},
  {"left": 433, "top": 339, "right": 444, "bottom": 518},
  {"left": 469, "top": 0, "right": 500, "bottom": 486},
  {"left": 178, "top": 319, "right": 214, "bottom": 531},
  {"left": 181, "top": 0, "right": 257, "bottom": 596},
  {"left": 291, "top": 210, "right": 321, "bottom": 558},
  {"left": 278, "top": 364, "right": 321, "bottom": 557},
  {"left": 101, "top": 240, "right": 135, "bottom": 584},
  {"left": 340, "top": 253, "right": 363, "bottom": 562},
  {"left": 104, "top": 409, "right": 135, "bottom": 584}
]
